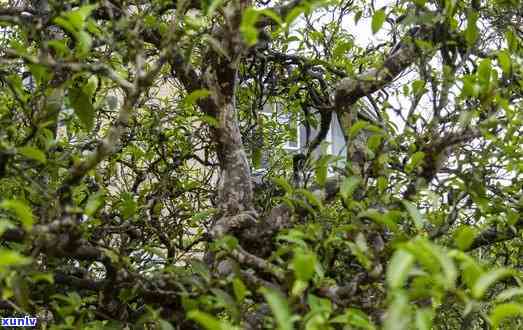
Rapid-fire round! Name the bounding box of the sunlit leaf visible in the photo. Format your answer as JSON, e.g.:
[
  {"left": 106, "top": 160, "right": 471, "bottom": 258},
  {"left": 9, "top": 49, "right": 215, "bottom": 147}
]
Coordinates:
[
  {"left": 18, "top": 146, "right": 46, "bottom": 164},
  {"left": 401, "top": 200, "right": 426, "bottom": 231},
  {"left": 292, "top": 249, "right": 317, "bottom": 282},
  {"left": 387, "top": 250, "right": 415, "bottom": 289},
  {"left": 371, "top": 9, "right": 386, "bottom": 34},
  {"left": 0, "top": 248, "right": 31, "bottom": 267},
  {"left": 0, "top": 199, "right": 34, "bottom": 231},
  {"left": 472, "top": 268, "right": 516, "bottom": 299},
  {"left": 490, "top": 303, "right": 523, "bottom": 329},
  {"left": 260, "top": 287, "right": 295, "bottom": 330}
]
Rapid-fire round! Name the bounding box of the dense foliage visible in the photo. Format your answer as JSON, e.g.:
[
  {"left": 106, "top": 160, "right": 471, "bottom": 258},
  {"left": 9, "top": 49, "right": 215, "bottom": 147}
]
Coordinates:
[{"left": 0, "top": 0, "right": 522, "bottom": 328}]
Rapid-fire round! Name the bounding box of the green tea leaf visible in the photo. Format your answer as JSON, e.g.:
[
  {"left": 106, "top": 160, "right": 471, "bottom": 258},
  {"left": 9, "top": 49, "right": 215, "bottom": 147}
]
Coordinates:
[
  {"left": 496, "top": 288, "right": 523, "bottom": 302},
  {"left": 260, "top": 287, "right": 294, "bottom": 330},
  {"left": 371, "top": 9, "right": 386, "bottom": 34},
  {"left": 69, "top": 87, "right": 95, "bottom": 131},
  {"left": 0, "top": 199, "right": 34, "bottom": 231},
  {"left": 0, "top": 248, "right": 31, "bottom": 267},
  {"left": 401, "top": 200, "right": 426, "bottom": 231},
  {"left": 473, "top": 268, "right": 515, "bottom": 299},
  {"left": 232, "top": 278, "right": 249, "bottom": 302},
  {"left": 84, "top": 191, "right": 105, "bottom": 216},
  {"left": 187, "top": 310, "right": 234, "bottom": 330},
  {"left": 464, "top": 11, "right": 479, "bottom": 46},
  {"left": 387, "top": 250, "right": 415, "bottom": 289},
  {"left": 453, "top": 226, "right": 478, "bottom": 251},
  {"left": 18, "top": 146, "right": 46, "bottom": 164},
  {"left": 240, "top": 8, "right": 260, "bottom": 46},
  {"left": 415, "top": 308, "right": 434, "bottom": 330},
  {"left": 292, "top": 249, "right": 317, "bottom": 281},
  {"left": 497, "top": 51, "right": 511, "bottom": 75},
  {"left": 340, "top": 175, "right": 361, "bottom": 201},
  {"left": 490, "top": 303, "right": 523, "bottom": 329},
  {"left": 405, "top": 151, "right": 425, "bottom": 173}
]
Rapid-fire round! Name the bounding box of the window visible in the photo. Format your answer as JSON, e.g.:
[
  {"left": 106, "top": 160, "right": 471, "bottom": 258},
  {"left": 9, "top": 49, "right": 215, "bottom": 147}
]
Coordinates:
[{"left": 260, "top": 104, "right": 301, "bottom": 151}]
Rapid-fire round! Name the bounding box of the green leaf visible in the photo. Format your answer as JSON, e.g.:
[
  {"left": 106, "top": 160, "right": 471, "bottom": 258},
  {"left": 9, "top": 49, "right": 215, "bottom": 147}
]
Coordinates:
[
  {"left": 232, "top": 278, "right": 249, "bottom": 302},
  {"left": 387, "top": 250, "right": 415, "bottom": 289},
  {"left": 29, "top": 64, "right": 51, "bottom": 85},
  {"left": 450, "top": 250, "right": 484, "bottom": 289},
  {"left": 75, "top": 30, "right": 93, "bottom": 56},
  {"left": 307, "top": 294, "right": 331, "bottom": 313},
  {"left": 415, "top": 308, "right": 434, "bottom": 330},
  {"left": 412, "top": 80, "right": 426, "bottom": 95},
  {"left": 260, "top": 287, "right": 295, "bottom": 330},
  {"left": 272, "top": 177, "right": 293, "bottom": 194},
  {"left": 453, "top": 226, "right": 478, "bottom": 251},
  {"left": 478, "top": 58, "right": 492, "bottom": 86},
  {"left": 464, "top": 11, "right": 479, "bottom": 46},
  {"left": 315, "top": 154, "right": 331, "bottom": 187},
  {"left": 0, "top": 248, "right": 31, "bottom": 267},
  {"left": 203, "top": 0, "right": 224, "bottom": 16},
  {"left": 490, "top": 303, "right": 523, "bottom": 329},
  {"left": 259, "top": 9, "right": 283, "bottom": 26},
  {"left": 367, "top": 134, "right": 383, "bottom": 152},
  {"left": 63, "top": 5, "right": 98, "bottom": 31},
  {"left": 120, "top": 192, "right": 137, "bottom": 219},
  {"left": 496, "top": 288, "right": 523, "bottom": 302},
  {"left": 285, "top": 7, "right": 305, "bottom": 26},
  {"left": 404, "top": 238, "right": 457, "bottom": 289},
  {"left": 354, "top": 11, "right": 363, "bottom": 24},
  {"left": 252, "top": 148, "right": 262, "bottom": 169},
  {"left": 190, "top": 260, "right": 211, "bottom": 283},
  {"left": 0, "top": 199, "right": 34, "bottom": 231},
  {"left": 18, "top": 146, "right": 46, "bottom": 164},
  {"left": 371, "top": 9, "right": 386, "bottom": 34},
  {"left": 292, "top": 249, "right": 317, "bottom": 282},
  {"left": 211, "top": 288, "right": 239, "bottom": 321},
  {"left": 349, "top": 120, "right": 368, "bottom": 138},
  {"left": 497, "top": 51, "right": 511, "bottom": 75},
  {"left": 331, "top": 308, "right": 375, "bottom": 329},
  {"left": 384, "top": 291, "right": 410, "bottom": 330},
  {"left": 473, "top": 268, "right": 516, "bottom": 299},
  {"left": 187, "top": 310, "right": 234, "bottom": 330},
  {"left": 405, "top": 151, "right": 425, "bottom": 173},
  {"left": 240, "top": 8, "right": 260, "bottom": 46},
  {"left": 84, "top": 191, "right": 105, "bottom": 217},
  {"left": 295, "top": 189, "right": 323, "bottom": 210},
  {"left": 401, "top": 200, "right": 426, "bottom": 231},
  {"left": 358, "top": 209, "right": 399, "bottom": 232},
  {"left": 159, "top": 320, "right": 174, "bottom": 330},
  {"left": 69, "top": 87, "right": 96, "bottom": 131},
  {"left": 0, "top": 219, "right": 15, "bottom": 237},
  {"left": 340, "top": 175, "right": 361, "bottom": 201},
  {"left": 348, "top": 237, "right": 372, "bottom": 271},
  {"left": 30, "top": 272, "right": 54, "bottom": 284},
  {"left": 184, "top": 89, "right": 210, "bottom": 106}
]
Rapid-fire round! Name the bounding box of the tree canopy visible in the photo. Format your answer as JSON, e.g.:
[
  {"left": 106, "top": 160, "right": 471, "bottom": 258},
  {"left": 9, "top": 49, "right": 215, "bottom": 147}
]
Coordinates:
[{"left": 0, "top": 0, "right": 522, "bottom": 328}]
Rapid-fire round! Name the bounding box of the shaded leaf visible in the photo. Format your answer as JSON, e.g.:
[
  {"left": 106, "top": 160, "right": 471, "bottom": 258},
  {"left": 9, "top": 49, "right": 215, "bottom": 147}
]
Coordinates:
[{"left": 69, "top": 87, "right": 95, "bottom": 131}]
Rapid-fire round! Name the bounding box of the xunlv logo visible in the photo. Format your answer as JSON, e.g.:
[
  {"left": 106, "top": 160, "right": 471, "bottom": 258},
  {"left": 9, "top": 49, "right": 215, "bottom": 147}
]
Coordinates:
[{"left": 1, "top": 316, "right": 37, "bottom": 327}]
